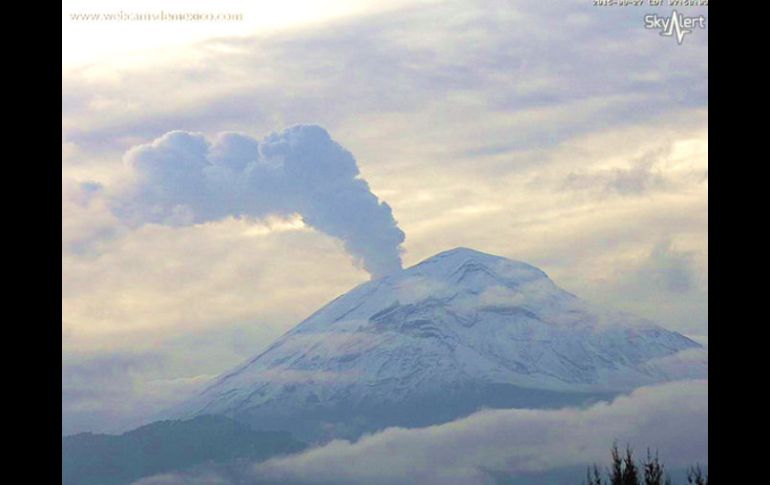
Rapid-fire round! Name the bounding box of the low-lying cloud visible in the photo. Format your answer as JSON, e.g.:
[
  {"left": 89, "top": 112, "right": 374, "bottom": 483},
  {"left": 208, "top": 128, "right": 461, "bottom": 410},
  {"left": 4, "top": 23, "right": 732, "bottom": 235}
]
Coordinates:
[
  {"left": 250, "top": 379, "right": 707, "bottom": 485},
  {"left": 110, "top": 124, "right": 405, "bottom": 278},
  {"left": 133, "top": 379, "right": 707, "bottom": 485},
  {"left": 62, "top": 352, "right": 211, "bottom": 435}
]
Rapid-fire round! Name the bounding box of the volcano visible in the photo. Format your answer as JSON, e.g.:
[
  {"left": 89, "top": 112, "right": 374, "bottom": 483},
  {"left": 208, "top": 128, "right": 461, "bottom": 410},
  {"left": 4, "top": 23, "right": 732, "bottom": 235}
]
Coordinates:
[{"left": 172, "top": 248, "right": 705, "bottom": 440}]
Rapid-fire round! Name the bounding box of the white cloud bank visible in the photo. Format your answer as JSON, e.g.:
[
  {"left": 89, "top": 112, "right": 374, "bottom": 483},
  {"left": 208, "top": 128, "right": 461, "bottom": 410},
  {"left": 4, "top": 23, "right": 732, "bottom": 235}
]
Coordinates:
[{"left": 133, "top": 379, "right": 707, "bottom": 485}]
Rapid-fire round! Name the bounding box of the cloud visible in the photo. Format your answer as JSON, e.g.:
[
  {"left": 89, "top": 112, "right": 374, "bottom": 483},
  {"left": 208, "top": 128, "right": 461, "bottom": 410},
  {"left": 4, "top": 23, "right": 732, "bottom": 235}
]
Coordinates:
[
  {"left": 559, "top": 136, "right": 710, "bottom": 201},
  {"left": 61, "top": 216, "right": 370, "bottom": 433},
  {"left": 641, "top": 348, "right": 708, "bottom": 382},
  {"left": 634, "top": 241, "right": 702, "bottom": 294},
  {"left": 111, "top": 125, "right": 404, "bottom": 278},
  {"left": 132, "top": 471, "right": 232, "bottom": 485},
  {"left": 131, "top": 379, "right": 707, "bottom": 485},
  {"left": 562, "top": 146, "right": 671, "bottom": 197},
  {"left": 62, "top": 0, "right": 707, "bottom": 159},
  {"left": 62, "top": 179, "right": 120, "bottom": 254},
  {"left": 249, "top": 380, "right": 706, "bottom": 485},
  {"left": 577, "top": 240, "right": 708, "bottom": 337},
  {"left": 62, "top": 352, "right": 209, "bottom": 435}
]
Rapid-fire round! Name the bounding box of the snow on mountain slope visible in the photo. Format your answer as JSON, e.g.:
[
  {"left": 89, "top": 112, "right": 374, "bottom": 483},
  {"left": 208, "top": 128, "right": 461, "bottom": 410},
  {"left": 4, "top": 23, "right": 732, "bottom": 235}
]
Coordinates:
[{"left": 173, "top": 248, "right": 705, "bottom": 439}]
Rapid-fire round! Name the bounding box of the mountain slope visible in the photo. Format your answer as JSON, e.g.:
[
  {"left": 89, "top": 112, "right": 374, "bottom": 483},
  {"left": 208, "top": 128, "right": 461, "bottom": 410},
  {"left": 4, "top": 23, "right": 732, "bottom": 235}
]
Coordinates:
[
  {"left": 62, "top": 415, "right": 306, "bottom": 485},
  {"left": 173, "top": 248, "right": 704, "bottom": 440}
]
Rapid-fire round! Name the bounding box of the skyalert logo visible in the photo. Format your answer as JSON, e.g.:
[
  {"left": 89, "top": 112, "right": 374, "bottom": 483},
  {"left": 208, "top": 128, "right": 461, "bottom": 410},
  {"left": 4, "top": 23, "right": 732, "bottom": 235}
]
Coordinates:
[{"left": 644, "top": 10, "right": 706, "bottom": 45}]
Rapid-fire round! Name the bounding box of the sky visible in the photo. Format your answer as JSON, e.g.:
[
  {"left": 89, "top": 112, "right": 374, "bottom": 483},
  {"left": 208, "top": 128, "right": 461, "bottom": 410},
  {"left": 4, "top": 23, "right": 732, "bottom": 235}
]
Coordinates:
[{"left": 62, "top": 0, "right": 708, "bottom": 452}]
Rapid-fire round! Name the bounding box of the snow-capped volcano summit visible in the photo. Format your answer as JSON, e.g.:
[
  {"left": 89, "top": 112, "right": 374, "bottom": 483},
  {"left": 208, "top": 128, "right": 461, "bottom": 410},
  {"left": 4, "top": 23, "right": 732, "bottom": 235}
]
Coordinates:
[{"left": 174, "top": 248, "right": 705, "bottom": 440}]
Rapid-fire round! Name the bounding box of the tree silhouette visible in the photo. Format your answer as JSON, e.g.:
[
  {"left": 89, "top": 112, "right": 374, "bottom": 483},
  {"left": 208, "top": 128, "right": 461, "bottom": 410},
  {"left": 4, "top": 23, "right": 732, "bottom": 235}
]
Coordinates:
[
  {"left": 686, "top": 465, "right": 707, "bottom": 485},
  {"left": 583, "top": 443, "right": 705, "bottom": 485},
  {"left": 609, "top": 442, "right": 624, "bottom": 485},
  {"left": 584, "top": 464, "right": 604, "bottom": 485},
  {"left": 607, "top": 442, "right": 640, "bottom": 485},
  {"left": 622, "top": 446, "right": 640, "bottom": 485},
  {"left": 642, "top": 448, "right": 668, "bottom": 485}
]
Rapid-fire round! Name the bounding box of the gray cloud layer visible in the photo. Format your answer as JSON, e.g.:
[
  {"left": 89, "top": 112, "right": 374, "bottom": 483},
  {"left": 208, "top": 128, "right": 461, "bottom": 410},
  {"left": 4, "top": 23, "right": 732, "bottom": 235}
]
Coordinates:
[
  {"left": 62, "top": 0, "right": 707, "bottom": 158},
  {"left": 62, "top": 351, "right": 212, "bottom": 435},
  {"left": 112, "top": 125, "right": 405, "bottom": 278},
  {"left": 132, "top": 379, "right": 707, "bottom": 485}
]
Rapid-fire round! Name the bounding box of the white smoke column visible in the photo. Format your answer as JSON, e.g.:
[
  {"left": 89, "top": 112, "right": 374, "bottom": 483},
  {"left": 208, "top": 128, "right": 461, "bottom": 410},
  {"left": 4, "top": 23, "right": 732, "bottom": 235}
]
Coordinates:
[{"left": 112, "top": 125, "right": 405, "bottom": 278}]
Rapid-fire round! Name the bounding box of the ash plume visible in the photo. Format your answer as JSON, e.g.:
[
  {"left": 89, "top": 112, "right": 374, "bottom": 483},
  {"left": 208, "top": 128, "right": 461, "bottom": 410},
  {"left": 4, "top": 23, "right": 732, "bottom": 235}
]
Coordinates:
[{"left": 112, "top": 125, "right": 405, "bottom": 277}]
